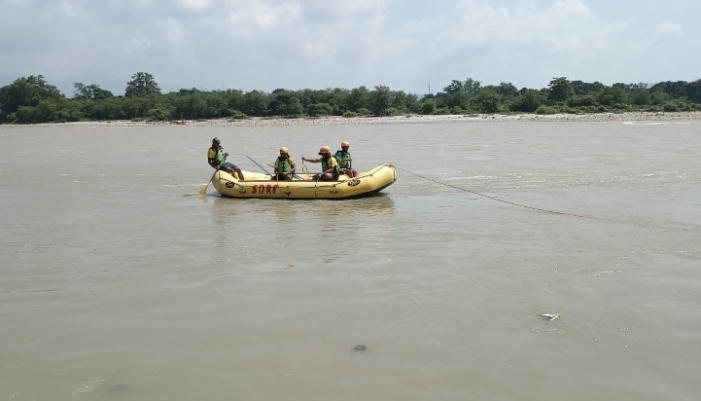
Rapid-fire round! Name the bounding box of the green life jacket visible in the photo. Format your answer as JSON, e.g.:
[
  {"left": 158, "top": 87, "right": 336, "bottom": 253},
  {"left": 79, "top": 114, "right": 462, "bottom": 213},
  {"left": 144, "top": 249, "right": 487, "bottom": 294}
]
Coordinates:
[
  {"left": 321, "top": 155, "right": 338, "bottom": 173},
  {"left": 213, "top": 147, "right": 226, "bottom": 164},
  {"left": 335, "top": 150, "right": 352, "bottom": 168},
  {"left": 275, "top": 156, "right": 293, "bottom": 172}
]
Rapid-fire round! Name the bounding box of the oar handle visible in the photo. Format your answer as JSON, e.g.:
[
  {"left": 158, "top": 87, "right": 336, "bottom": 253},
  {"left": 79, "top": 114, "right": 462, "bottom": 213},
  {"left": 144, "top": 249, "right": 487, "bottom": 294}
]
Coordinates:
[{"left": 245, "top": 154, "right": 272, "bottom": 175}]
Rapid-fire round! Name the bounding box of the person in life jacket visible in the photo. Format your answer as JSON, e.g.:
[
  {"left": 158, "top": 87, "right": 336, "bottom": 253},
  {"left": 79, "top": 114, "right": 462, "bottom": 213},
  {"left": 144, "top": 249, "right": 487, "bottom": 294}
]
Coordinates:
[
  {"left": 272, "top": 147, "right": 297, "bottom": 180},
  {"left": 335, "top": 141, "right": 357, "bottom": 178},
  {"left": 207, "top": 137, "right": 245, "bottom": 180},
  {"left": 302, "top": 146, "right": 339, "bottom": 181}
]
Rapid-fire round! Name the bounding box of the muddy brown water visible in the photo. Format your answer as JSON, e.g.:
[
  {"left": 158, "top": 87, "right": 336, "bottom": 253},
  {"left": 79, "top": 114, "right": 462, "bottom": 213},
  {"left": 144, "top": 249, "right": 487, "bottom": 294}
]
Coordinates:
[{"left": 1, "top": 119, "right": 700, "bottom": 401}]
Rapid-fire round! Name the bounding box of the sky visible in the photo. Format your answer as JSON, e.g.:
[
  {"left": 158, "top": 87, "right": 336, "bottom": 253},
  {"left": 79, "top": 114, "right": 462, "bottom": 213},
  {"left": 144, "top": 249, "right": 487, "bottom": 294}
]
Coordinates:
[{"left": 1, "top": 0, "right": 700, "bottom": 97}]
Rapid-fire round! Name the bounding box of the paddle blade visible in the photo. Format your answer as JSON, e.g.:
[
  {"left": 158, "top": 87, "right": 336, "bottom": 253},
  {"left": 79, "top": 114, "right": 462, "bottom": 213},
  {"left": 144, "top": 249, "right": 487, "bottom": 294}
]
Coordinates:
[{"left": 198, "top": 170, "right": 217, "bottom": 196}]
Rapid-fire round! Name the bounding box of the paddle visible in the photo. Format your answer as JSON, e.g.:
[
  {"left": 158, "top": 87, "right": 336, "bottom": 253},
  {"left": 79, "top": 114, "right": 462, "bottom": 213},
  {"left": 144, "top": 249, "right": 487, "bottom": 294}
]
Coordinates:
[
  {"left": 198, "top": 170, "right": 218, "bottom": 196},
  {"left": 245, "top": 154, "right": 272, "bottom": 175}
]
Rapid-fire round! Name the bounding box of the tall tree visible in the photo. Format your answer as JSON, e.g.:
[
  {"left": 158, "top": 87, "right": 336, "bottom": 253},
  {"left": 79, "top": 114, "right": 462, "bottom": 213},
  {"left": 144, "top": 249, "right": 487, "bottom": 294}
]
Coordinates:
[
  {"left": 369, "top": 85, "right": 391, "bottom": 116},
  {"left": 268, "top": 90, "right": 303, "bottom": 117},
  {"left": 463, "top": 78, "right": 481, "bottom": 96},
  {"left": 685, "top": 79, "right": 701, "bottom": 103},
  {"left": 511, "top": 90, "right": 544, "bottom": 112},
  {"left": 548, "top": 77, "right": 574, "bottom": 103},
  {"left": 475, "top": 90, "right": 501, "bottom": 113},
  {"left": 630, "top": 90, "right": 651, "bottom": 105},
  {"left": 347, "top": 86, "right": 370, "bottom": 112},
  {"left": 571, "top": 80, "right": 605, "bottom": 96},
  {"left": 242, "top": 90, "right": 268, "bottom": 116},
  {"left": 597, "top": 86, "right": 628, "bottom": 106},
  {"left": 651, "top": 81, "right": 687, "bottom": 99},
  {"left": 444, "top": 92, "right": 469, "bottom": 110},
  {"left": 496, "top": 82, "right": 518, "bottom": 98},
  {"left": 73, "top": 83, "right": 114, "bottom": 100},
  {"left": 444, "top": 80, "right": 464, "bottom": 95},
  {"left": 0, "top": 75, "right": 63, "bottom": 120},
  {"left": 125, "top": 72, "right": 161, "bottom": 97}
]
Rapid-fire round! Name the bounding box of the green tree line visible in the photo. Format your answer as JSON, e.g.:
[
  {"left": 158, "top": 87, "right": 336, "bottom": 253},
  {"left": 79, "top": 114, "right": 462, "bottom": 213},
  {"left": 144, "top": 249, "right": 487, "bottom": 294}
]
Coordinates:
[{"left": 1, "top": 72, "right": 700, "bottom": 124}]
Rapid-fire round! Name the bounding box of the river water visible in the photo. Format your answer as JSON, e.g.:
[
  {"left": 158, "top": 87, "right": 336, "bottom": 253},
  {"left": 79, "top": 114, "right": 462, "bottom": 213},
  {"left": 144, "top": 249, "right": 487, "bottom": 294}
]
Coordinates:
[{"left": 1, "top": 118, "right": 700, "bottom": 401}]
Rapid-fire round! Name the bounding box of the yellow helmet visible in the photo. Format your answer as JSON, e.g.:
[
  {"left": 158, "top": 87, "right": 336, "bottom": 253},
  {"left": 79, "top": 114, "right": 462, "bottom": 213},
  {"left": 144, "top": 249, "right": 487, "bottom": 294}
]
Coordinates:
[
  {"left": 341, "top": 141, "right": 350, "bottom": 147},
  {"left": 318, "top": 145, "right": 331, "bottom": 155},
  {"left": 279, "top": 147, "right": 289, "bottom": 154}
]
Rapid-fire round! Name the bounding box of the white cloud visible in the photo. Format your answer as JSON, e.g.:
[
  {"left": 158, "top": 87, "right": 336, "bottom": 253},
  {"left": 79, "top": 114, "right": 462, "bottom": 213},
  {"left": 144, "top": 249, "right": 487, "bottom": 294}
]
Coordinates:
[
  {"left": 223, "top": 2, "right": 303, "bottom": 37},
  {"left": 549, "top": 0, "right": 591, "bottom": 17},
  {"left": 124, "top": 38, "right": 154, "bottom": 53},
  {"left": 254, "top": 2, "right": 302, "bottom": 30},
  {"left": 655, "top": 21, "right": 683, "bottom": 38},
  {"left": 178, "top": 0, "right": 212, "bottom": 12},
  {"left": 309, "top": 0, "right": 392, "bottom": 18},
  {"left": 1, "top": 0, "right": 700, "bottom": 96},
  {"left": 57, "top": 0, "right": 88, "bottom": 18},
  {"left": 158, "top": 18, "right": 188, "bottom": 50}
]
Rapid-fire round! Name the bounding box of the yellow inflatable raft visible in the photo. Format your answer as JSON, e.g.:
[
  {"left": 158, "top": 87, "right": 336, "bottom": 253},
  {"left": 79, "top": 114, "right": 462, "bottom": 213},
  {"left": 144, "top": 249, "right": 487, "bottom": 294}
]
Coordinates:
[{"left": 211, "top": 164, "right": 396, "bottom": 199}]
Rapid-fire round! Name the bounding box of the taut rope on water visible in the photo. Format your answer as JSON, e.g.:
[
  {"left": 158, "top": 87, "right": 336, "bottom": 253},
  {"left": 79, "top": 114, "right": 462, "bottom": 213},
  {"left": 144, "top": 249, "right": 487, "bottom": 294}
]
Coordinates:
[
  {"left": 395, "top": 166, "right": 701, "bottom": 234},
  {"left": 395, "top": 166, "right": 595, "bottom": 219}
]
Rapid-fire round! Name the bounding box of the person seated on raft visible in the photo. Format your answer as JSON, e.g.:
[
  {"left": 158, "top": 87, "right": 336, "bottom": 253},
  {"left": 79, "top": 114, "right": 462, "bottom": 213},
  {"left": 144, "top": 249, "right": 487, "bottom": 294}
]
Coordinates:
[
  {"left": 272, "top": 147, "right": 296, "bottom": 181},
  {"left": 208, "top": 137, "right": 244, "bottom": 180},
  {"left": 335, "top": 140, "right": 357, "bottom": 178},
  {"left": 302, "top": 146, "right": 339, "bottom": 181}
]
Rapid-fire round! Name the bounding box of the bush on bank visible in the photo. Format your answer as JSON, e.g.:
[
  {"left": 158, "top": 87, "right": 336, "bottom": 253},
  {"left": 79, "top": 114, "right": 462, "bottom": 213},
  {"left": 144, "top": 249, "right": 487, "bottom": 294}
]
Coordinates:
[{"left": 1, "top": 74, "right": 700, "bottom": 124}]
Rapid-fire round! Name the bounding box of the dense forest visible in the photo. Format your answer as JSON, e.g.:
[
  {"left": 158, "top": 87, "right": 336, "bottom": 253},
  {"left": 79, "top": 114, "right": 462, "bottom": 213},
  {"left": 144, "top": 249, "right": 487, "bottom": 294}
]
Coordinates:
[{"left": 1, "top": 72, "right": 700, "bottom": 124}]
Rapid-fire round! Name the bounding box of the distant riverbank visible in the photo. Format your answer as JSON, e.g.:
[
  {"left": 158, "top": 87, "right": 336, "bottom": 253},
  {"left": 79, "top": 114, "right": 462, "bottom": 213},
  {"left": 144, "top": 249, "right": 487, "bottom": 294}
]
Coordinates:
[{"left": 5, "top": 111, "right": 701, "bottom": 129}]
